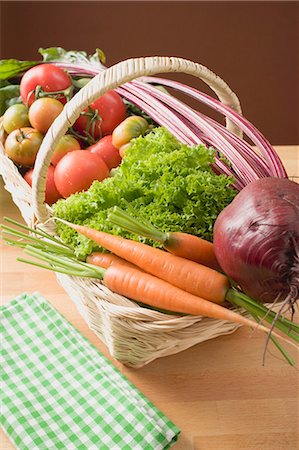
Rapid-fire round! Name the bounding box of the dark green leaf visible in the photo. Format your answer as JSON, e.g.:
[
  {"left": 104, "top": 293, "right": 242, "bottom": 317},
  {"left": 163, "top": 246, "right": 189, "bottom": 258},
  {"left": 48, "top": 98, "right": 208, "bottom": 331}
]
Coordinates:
[
  {"left": 0, "top": 59, "right": 39, "bottom": 80},
  {"left": 0, "top": 84, "right": 21, "bottom": 115},
  {"left": 0, "top": 80, "right": 10, "bottom": 88}
]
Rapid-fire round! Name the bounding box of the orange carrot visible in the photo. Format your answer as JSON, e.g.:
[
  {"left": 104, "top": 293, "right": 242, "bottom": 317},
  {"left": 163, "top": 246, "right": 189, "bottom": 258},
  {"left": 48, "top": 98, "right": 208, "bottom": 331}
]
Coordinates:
[
  {"left": 86, "top": 252, "right": 138, "bottom": 269},
  {"left": 103, "top": 264, "right": 297, "bottom": 347},
  {"left": 104, "top": 264, "right": 233, "bottom": 318},
  {"left": 57, "top": 218, "right": 230, "bottom": 304},
  {"left": 163, "top": 232, "right": 221, "bottom": 271},
  {"left": 4, "top": 216, "right": 296, "bottom": 351},
  {"left": 5, "top": 216, "right": 295, "bottom": 348},
  {"left": 107, "top": 207, "right": 222, "bottom": 271}
]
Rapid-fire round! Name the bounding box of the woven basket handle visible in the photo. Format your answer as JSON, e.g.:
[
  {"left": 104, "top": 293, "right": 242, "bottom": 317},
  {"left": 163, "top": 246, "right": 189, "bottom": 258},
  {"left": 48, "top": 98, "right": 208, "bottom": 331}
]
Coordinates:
[{"left": 33, "top": 56, "right": 242, "bottom": 221}]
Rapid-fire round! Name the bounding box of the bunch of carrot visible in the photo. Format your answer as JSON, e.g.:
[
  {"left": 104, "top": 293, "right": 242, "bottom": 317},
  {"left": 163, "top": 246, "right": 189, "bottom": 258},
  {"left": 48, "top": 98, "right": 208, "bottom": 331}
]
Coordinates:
[
  {"left": 2, "top": 214, "right": 298, "bottom": 364},
  {"left": 55, "top": 216, "right": 299, "bottom": 353}
]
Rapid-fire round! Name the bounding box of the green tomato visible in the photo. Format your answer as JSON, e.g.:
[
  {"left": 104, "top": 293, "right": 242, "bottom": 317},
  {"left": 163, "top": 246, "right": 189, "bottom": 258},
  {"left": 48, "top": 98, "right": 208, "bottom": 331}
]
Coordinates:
[
  {"left": 4, "top": 127, "right": 43, "bottom": 166},
  {"left": 3, "top": 103, "right": 30, "bottom": 134}
]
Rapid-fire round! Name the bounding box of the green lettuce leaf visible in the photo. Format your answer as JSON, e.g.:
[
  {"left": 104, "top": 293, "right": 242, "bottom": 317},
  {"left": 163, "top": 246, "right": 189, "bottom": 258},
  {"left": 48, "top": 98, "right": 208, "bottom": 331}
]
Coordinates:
[{"left": 54, "top": 127, "right": 237, "bottom": 259}]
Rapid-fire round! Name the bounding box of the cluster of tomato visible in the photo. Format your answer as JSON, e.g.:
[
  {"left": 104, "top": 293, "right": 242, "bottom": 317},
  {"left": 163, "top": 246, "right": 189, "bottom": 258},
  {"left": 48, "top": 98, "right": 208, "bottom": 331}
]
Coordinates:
[{"left": 3, "top": 64, "right": 149, "bottom": 204}]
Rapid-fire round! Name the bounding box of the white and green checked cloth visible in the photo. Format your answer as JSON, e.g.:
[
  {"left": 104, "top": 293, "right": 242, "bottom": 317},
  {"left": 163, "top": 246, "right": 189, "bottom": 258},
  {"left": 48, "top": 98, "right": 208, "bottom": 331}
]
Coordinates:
[{"left": 0, "top": 293, "right": 180, "bottom": 450}]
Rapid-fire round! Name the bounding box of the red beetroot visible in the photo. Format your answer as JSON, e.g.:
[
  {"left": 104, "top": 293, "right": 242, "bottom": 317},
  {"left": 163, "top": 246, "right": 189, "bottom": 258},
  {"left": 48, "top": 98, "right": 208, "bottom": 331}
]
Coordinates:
[{"left": 213, "top": 177, "right": 299, "bottom": 307}]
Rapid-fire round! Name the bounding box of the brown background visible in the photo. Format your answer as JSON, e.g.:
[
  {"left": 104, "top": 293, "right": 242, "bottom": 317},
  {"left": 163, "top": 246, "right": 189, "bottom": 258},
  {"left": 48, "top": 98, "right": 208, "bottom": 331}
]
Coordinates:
[{"left": 1, "top": 1, "right": 298, "bottom": 145}]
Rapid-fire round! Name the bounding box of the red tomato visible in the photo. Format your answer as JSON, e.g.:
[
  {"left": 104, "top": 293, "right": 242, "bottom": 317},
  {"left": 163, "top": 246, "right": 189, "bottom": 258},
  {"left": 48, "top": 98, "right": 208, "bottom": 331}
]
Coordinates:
[
  {"left": 28, "top": 98, "right": 64, "bottom": 133},
  {"left": 73, "top": 91, "right": 126, "bottom": 141},
  {"left": 88, "top": 135, "right": 122, "bottom": 170},
  {"left": 23, "top": 165, "right": 62, "bottom": 205},
  {"left": 51, "top": 135, "right": 81, "bottom": 166},
  {"left": 20, "top": 64, "right": 72, "bottom": 106},
  {"left": 54, "top": 150, "right": 109, "bottom": 198},
  {"left": 4, "top": 127, "right": 43, "bottom": 166}
]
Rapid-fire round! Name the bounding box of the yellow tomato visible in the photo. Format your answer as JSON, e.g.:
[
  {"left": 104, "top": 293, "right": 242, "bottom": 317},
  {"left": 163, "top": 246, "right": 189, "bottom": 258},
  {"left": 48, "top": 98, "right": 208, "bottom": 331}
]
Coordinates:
[
  {"left": 112, "top": 116, "right": 149, "bottom": 149},
  {"left": 28, "top": 97, "right": 64, "bottom": 133}
]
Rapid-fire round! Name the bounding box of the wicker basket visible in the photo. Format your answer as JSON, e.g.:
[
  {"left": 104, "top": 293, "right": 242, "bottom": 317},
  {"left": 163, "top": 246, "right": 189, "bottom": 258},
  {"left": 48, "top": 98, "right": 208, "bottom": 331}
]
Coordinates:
[{"left": 1, "top": 56, "right": 247, "bottom": 367}]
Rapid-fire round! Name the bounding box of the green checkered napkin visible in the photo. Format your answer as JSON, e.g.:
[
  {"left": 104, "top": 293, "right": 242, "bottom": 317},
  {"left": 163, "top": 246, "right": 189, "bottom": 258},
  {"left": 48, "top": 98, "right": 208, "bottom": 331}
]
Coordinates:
[{"left": 0, "top": 293, "right": 180, "bottom": 450}]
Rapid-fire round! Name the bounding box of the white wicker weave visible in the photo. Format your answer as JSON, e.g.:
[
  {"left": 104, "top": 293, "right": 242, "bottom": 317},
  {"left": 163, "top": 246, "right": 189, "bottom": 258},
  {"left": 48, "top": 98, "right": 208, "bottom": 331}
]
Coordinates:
[{"left": 1, "top": 56, "right": 244, "bottom": 367}]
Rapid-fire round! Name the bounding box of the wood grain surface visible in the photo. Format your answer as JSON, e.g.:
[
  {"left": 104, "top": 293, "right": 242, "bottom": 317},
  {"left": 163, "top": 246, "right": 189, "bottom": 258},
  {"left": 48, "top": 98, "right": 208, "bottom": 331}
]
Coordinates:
[{"left": 1, "top": 146, "right": 298, "bottom": 450}]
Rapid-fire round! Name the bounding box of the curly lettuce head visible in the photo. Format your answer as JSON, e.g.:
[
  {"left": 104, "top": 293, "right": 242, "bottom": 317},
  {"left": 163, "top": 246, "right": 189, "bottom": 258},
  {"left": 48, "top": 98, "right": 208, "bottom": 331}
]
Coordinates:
[{"left": 54, "top": 128, "right": 236, "bottom": 258}]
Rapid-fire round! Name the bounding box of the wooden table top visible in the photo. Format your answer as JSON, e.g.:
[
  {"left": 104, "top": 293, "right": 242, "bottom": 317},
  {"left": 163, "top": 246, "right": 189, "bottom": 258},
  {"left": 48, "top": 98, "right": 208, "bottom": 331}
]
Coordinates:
[{"left": 1, "top": 146, "right": 298, "bottom": 450}]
